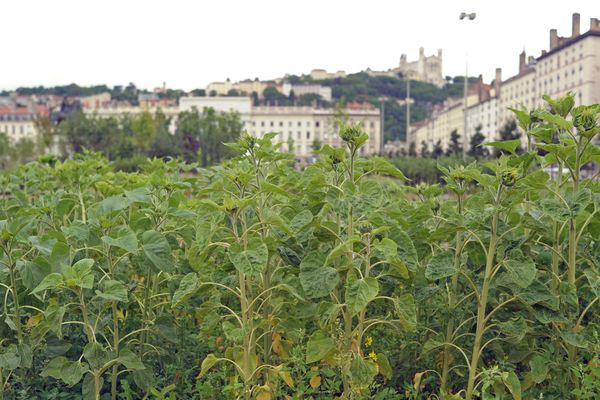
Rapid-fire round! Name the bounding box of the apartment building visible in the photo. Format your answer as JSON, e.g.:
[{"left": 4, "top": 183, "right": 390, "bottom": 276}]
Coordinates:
[
  {"left": 411, "top": 12, "right": 600, "bottom": 155},
  {"left": 180, "top": 96, "right": 381, "bottom": 158}
]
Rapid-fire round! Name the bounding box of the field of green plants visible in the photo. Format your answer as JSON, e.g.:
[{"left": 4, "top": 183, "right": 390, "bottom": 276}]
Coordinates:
[{"left": 1, "top": 94, "right": 600, "bottom": 399}]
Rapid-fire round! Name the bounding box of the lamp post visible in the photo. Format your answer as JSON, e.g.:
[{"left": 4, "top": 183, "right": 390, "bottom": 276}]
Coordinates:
[
  {"left": 378, "top": 96, "right": 387, "bottom": 154},
  {"left": 459, "top": 12, "right": 476, "bottom": 160}
]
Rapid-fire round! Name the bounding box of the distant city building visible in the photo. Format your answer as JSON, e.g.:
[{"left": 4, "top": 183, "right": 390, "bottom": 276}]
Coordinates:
[
  {"left": 281, "top": 82, "right": 332, "bottom": 102},
  {"left": 309, "top": 69, "right": 347, "bottom": 80},
  {"left": 78, "top": 92, "right": 112, "bottom": 109},
  {"left": 0, "top": 101, "right": 48, "bottom": 142},
  {"left": 180, "top": 96, "right": 380, "bottom": 158},
  {"left": 396, "top": 48, "right": 445, "bottom": 87},
  {"left": 411, "top": 13, "right": 600, "bottom": 154},
  {"left": 206, "top": 78, "right": 269, "bottom": 97}
]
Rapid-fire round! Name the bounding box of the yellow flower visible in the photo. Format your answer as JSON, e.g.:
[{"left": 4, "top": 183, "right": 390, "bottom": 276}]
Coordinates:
[
  {"left": 364, "top": 336, "right": 373, "bottom": 348},
  {"left": 368, "top": 351, "right": 377, "bottom": 362}
]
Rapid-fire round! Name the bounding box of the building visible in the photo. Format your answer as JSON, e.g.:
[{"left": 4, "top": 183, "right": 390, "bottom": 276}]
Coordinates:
[
  {"left": 396, "top": 48, "right": 444, "bottom": 87},
  {"left": 411, "top": 13, "right": 600, "bottom": 155},
  {"left": 179, "top": 96, "right": 381, "bottom": 158},
  {"left": 309, "top": 69, "right": 347, "bottom": 80},
  {"left": 78, "top": 92, "right": 112, "bottom": 109},
  {"left": 206, "top": 79, "right": 270, "bottom": 97},
  {"left": 0, "top": 103, "right": 48, "bottom": 143},
  {"left": 280, "top": 83, "right": 332, "bottom": 102}
]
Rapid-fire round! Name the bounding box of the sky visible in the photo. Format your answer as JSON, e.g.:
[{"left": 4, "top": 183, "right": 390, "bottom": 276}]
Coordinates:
[{"left": 1, "top": 0, "right": 598, "bottom": 92}]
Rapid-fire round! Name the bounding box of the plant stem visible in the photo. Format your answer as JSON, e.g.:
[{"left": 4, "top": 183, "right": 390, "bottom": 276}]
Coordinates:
[
  {"left": 441, "top": 192, "right": 464, "bottom": 394},
  {"left": 465, "top": 189, "right": 500, "bottom": 400}
]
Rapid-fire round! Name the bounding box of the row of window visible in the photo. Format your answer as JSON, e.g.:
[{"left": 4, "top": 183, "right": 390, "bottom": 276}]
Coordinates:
[{"left": 0, "top": 114, "right": 35, "bottom": 122}]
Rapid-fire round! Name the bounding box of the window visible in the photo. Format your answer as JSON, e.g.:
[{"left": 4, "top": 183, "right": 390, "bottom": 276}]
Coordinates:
[
  {"left": 288, "top": 121, "right": 292, "bottom": 127},
  {"left": 315, "top": 121, "right": 320, "bottom": 127},
  {"left": 297, "top": 131, "right": 301, "bottom": 139},
  {"left": 261, "top": 121, "right": 265, "bottom": 127},
  {"left": 370, "top": 122, "right": 375, "bottom": 128},
  {"left": 297, "top": 121, "right": 301, "bottom": 127},
  {"left": 270, "top": 121, "right": 274, "bottom": 127},
  {"left": 279, "top": 121, "right": 283, "bottom": 127},
  {"left": 306, "top": 131, "right": 310, "bottom": 139}
]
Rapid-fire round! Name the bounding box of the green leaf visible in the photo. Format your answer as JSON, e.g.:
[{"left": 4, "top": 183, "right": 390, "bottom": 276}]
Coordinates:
[
  {"left": 90, "top": 194, "right": 132, "bottom": 217},
  {"left": 484, "top": 139, "right": 522, "bottom": 154},
  {"left": 118, "top": 348, "right": 145, "bottom": 370},
  {"left": 376, "top": 352, "right": 392, "bottom": 379},
  {"left": 394, "top": 293, "right": 416, "bottom": 332},
  {"left": 499, "top": 317, "right": 528, "bottom": 343},
  {"left": 537, "top": 110, "right": 573, "bottom": 129},
  {"left": 0, "top": 345, "right": 21, "bottom": 370},
  {"left": 142, "top": 230, "right": 174, "bottom": 273},
  {"left": 374, "top": 238, "right": 397, "bottom": 261},
  {"left": 260, "top": 182, "right": 290, "bottom": 197},
  {"left": 228, "top": 236, "right": 268, "bottom": 277},
  {"left": 198, "top": 354, "right": 219, "bottom": 378},
  {"left": 529, "top": 354, "right": 549, "bottom": 384},
  {"left": 31, "top": 273, "right": 63, "bottom": 294},
  {"left": 425, "top": 252, "right": 455, "bottom": 281},
  {"left": 306, "top": 330, "right": 335, "bottom": 363},
  {"left": 299, "top": 252, "right": 339, "bottom": 299},
  {"left": 172, "top": 273, "right": 199, "bottom": 307},
  {"left": 63, "top": 258, "right": 95, "bottom": 289},
  {"left": 349, "top": 357, "right": 378, "bottom": 389},
  {"left": 504, "top": 257, "right": 536, "bottom": 288},
  {"left": 41, "top": 357, "right": 88, "bottom": 386},
  {"left": 560, "top": 331, "right": 588, "bottom": 348},
  {"left": 95, "top": 280, "right": 128, "bottom": 302},
  {"left": 390, "top": 227, "right": 418, "bottom": 271},
  {"left": 345, "top": 277, "right": 379, "bottom": 316},
  {"left": 83, "top": 342, "right": 109, "bottom": 370},
  {"left": 101, "top": 229, "right": 138, "bottom": 254},
  {"left": 502, "top": 370, "right": 521, "bottom": 400},
  {"left": 584, "top": 269, "right": 600, "bottom": 297},
  {"left": 289, "top": 209, "right": 313, "bottom": 232}
]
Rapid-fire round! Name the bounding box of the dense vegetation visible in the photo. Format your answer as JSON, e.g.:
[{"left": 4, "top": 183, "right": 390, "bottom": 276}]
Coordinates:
[
  {"left": 1, "top": 94, "right": 600, "bottom": 400},
  {"left": 0, "top": 108, "right": 243, "bottom": 171}
]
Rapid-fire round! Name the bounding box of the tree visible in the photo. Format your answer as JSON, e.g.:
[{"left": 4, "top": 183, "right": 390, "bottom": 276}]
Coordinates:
[
  {"left": 420, "top": 140, "right": 429, "bottom": 158},
  {"left": 495, "top": 119, "right": 522, "bottom": 156},
  {"left": 0, "top": 132, "right": 10, "bottom": 168},
  {"left": 446, "top": 129, "right": 462, "bottom": 156},
  {"left": 468, "top": 125, "right": 488, "bottom": 158},
  {"left": 408, "top": 141, "right": 416, "bottom": 156},
  {"left": 432, "top": 140, "right": 444, "bottom": 158},
  {"left": 131, "top": 111, "right": 156, "bottom": 155}
]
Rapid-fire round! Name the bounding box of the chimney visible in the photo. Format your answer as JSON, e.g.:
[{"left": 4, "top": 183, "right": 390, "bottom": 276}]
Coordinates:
[
  {"left": 527, "top": 56, "right": 534, "bottom": 65},
  {"left": 591, "top": 18, "right": 600, "bottom": 31},
  {"left": 550, "top": 29, "right": 558, "bottom": 49},
  {"left": 572, "top": 13, "right": 580, "bottom": 37},
  {"left": 494, "top": 68, "right": 502, "bottom": 97},
  {"left": 519, "top": 50, "right": 526, "bottom": 74}
]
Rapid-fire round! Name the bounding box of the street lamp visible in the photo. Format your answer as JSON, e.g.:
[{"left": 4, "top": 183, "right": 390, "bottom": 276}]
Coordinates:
[{"left": 459, "top": 12, "right": 476, "bottom": 160}]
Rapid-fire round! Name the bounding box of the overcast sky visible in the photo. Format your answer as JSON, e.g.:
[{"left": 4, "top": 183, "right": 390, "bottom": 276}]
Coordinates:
[{"left": 1, "top": 1, "right": 597, "bottom": 91}]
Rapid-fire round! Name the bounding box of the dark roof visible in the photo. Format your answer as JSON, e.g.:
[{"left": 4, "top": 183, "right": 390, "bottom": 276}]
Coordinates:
[
  {"left": 537, "top": 30, "right": 600, "bottom": 61},
  {"left": 502, "top": 67, "right": 535, "bottom": 85}
]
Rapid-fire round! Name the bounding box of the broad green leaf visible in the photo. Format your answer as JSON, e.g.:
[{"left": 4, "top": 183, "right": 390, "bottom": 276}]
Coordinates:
[
  {"left": 0, "top": 345, "right": 20, "bottom": 370},
  {"left": 306, "top": 330, "right": 335, "bottom": 363},
  {"left": 118, "top": 348, "right": 145, "bottom": 370},
  {"left": 394, "top": 293, "right": 416, "bottom": 332},
  {"left": 376, "top": 352, "right": 392, "bottom": 379},
  {"left": 517, "top": 280, "right": 559, "bottom": 310},
  {"left": 63, "top": 258, "right": 95, "bottom": 289},
  {"left": 172, "top": 272, "right": 199, "bottom": 307},
  {"left": 89, "top": 194, "right": 132, "bottom": 217},
  {"left": 584, "top": 269, "right": 600, "bottom": 297},
  {"left": 529, "top": 354, "right": 549, "bottom": 384},
  {"left": 502, "top": 370, "right": 522, "bottom": 400},
  {"left": 345, "top": 277, "right": 379, "bottom": 316},
  {"left": 228, "top": 236, "right": 268, "bottom": 277},
  {"left": 390, "top": 227, "right": 418, "bottom": 271},
  {"left": 198, "top": 354, "right": 219, "bottom": 378},
  {"left": 499, "top": 317, "right": 528, "bottom": 343},
  {"left": 19, "top": 257, "right": 51, "bottom": 290},
  {"left": 349, "top": 356, "right": 378, "bottom": 389},
  {"left": 83, "top": 342, "right": 110, "bottom": 370},
  {"left": 95, "top": 280, "right": 128, "bottom": 302},
  {"left": 425, "top": 252, "right": 455, "bottom": 281},
  {"left": 101, "top": 229, "right": 138, "bottom": 254},
  {"left": 484, "top": 139, "right": 522, "bottom": 154},
  {"left": 41, "top": 357, "right": 88, "bottom": 386},
  {"left": 504, "top": 257, "right": 536, "bottom": 288},
  {"left": 31, "top": 273, "right": 63, "bottom": 294},
  {"left": 537, "top": 110, "right": 573, "bottom": 129},
  {"left": 299, "top": 252, "right": 339, "bottom": 299},
  {"left": 142, "top": 230, "right": 174, "bottom": 273},
  {"left": 374, "top": 238, "right": 397, "bottom": 261},
  {"left": 560, "top": 331, "right": 588, "bottom": 348},
  {"left": 260, "top": 182, "right": 289, "bottom": 197},
  {"left": 290, "top": 209, "right": 313, "bottom": 232}
]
